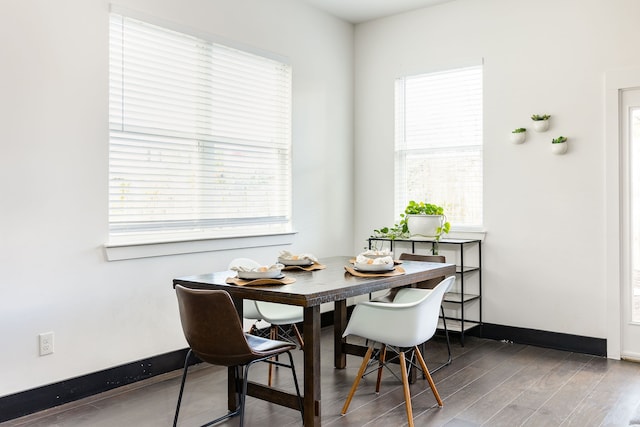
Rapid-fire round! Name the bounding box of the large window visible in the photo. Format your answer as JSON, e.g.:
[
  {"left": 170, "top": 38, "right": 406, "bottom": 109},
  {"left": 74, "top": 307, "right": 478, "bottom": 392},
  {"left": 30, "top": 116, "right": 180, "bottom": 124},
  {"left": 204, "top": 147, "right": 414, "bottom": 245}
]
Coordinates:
[
  {"left": 108, "top": 14, "right": 292, "bottom": 242},
  {"left": 395, "top": 65, "right": 483, "bottom": 229}
]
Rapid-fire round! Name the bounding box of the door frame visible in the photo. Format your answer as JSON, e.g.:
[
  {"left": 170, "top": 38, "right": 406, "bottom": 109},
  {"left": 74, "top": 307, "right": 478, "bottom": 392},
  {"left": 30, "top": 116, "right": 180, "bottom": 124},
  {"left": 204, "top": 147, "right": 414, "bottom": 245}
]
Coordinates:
[{"left": 605, "top": 67, "right": 640, "bottom": 360}]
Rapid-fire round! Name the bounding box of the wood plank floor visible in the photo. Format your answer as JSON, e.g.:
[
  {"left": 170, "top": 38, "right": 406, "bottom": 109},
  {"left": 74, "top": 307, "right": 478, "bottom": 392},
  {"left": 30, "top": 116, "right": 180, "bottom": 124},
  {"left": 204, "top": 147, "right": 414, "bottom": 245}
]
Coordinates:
[{"left": 4, "top": 327, "right": 640, "bottom": 427}]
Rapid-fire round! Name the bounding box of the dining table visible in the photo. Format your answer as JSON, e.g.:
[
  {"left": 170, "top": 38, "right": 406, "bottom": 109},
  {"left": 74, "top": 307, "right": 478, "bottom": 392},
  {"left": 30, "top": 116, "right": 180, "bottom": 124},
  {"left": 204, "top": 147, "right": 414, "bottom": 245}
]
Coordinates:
[{"left": 172, "top": 255, "right": 456, "bottom": 427}]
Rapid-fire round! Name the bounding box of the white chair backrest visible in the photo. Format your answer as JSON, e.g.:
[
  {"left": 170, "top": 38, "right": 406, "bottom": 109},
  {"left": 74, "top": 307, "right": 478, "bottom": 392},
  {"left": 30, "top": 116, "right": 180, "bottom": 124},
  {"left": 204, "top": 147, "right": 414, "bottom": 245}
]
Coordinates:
[
  {"left": 343, "top": 276, "right": 455, "bottom": 348},
  {"left": 398, "top": 276, "right": 455, "bottom": 345}
]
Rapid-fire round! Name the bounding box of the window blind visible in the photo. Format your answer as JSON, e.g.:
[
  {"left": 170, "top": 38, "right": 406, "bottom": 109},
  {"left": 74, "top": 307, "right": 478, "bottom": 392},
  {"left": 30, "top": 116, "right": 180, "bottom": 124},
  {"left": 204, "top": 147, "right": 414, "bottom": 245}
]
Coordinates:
[
  {"left": 108, "top": 14, "right": 292, "bottom": 239},
  {"left": 395, "top": 65, "right": 483, "bottom": 228}
]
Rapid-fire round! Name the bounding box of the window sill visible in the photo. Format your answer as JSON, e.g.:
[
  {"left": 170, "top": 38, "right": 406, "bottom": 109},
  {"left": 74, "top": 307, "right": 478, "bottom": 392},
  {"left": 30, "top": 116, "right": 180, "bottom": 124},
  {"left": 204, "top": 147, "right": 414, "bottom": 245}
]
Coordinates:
[
  {"left": 104, "top": 232, "right": 296, "bottom": 261},
  {"left": 448, "top": 228, "right": 486, "bottom": 241}
]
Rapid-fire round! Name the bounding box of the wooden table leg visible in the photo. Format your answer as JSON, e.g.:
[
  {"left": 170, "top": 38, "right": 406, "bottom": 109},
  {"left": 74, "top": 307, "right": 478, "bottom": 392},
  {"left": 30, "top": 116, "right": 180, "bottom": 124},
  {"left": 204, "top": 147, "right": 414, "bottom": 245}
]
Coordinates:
[
  {"left": 334, "top": 300, "right": 347, "bottom": 369},
  {"left": 303, "top": 306, "right": 321, "bottom": 426}
]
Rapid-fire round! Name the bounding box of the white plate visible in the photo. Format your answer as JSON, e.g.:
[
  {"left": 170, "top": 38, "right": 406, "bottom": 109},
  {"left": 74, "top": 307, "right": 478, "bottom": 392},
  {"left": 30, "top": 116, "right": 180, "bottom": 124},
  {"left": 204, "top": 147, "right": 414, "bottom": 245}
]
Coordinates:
[
  {"left": 237, "top": 269, "right": 283, "bottom": 280},
  {"left": 354, "top": 262, "right": 395, "bottom": 272},
  {"left": 278, "top": 257, "right": 313, "bottom": 266}
]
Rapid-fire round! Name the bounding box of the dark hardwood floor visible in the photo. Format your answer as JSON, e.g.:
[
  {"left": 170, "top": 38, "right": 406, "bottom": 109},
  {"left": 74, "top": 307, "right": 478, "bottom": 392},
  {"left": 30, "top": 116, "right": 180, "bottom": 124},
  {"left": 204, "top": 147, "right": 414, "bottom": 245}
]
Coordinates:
[{"left": 3, "top": 327, "right": 640, "bottom": 427}]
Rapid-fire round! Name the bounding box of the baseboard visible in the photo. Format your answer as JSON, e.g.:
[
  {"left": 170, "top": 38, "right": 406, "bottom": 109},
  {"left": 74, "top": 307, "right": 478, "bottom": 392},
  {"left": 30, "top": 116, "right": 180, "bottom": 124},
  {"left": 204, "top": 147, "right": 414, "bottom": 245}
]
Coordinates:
[
  {"left": 0, "top": 314, "right": 336, "bottom": 423},
  {"left": 0, "top": 348, "right": 190, "bottom": 423},
  {"left": 1, "top": 318, "right": 607, "bottom": 422},
  {"left": 476, "top": 323, "right": 607, "bottom": 357}
]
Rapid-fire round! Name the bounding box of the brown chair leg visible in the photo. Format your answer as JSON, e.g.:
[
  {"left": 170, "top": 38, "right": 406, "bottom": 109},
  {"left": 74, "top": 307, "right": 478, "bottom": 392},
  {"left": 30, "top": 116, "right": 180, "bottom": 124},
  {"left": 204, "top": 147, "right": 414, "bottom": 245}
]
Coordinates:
[
  {"left": 268, "top": 326, "right": 277, "bottom": 386},
  {"left": 399, "top": 352, "right": 415, "bottom": 427},
  {"left": 375, "top": 345, "right": 386, "bottom": 393},
  {"left": 341, "top": 345, "right": 374, "bottom": 415},
  {"left": 292, "top": 324, "right": 304, "bottom": 349},
  {"left": 414, "top": 345, "right": 443, "bottom": 407}
]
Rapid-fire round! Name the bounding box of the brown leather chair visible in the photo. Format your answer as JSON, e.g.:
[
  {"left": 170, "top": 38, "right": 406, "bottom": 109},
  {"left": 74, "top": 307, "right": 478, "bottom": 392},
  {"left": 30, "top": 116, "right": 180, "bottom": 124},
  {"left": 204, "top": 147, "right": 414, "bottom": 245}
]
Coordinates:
[{"left": 173, "top": 285, "right": 302, "bottom": 427}]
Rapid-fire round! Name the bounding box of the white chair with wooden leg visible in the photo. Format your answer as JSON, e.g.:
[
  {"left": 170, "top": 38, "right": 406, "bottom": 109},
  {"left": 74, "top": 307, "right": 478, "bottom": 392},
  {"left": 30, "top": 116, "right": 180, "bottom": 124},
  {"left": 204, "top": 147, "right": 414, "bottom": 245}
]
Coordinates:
[{"left": 341, "top": 276, "right": 455, "bottom": 427}]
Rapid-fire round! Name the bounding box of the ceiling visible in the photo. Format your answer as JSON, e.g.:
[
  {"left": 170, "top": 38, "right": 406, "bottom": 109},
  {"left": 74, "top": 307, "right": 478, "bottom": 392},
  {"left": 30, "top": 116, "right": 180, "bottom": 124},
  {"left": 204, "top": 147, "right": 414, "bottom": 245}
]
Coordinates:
[{"left": 298, "top": 0, "right": 455, "bottom": 24}]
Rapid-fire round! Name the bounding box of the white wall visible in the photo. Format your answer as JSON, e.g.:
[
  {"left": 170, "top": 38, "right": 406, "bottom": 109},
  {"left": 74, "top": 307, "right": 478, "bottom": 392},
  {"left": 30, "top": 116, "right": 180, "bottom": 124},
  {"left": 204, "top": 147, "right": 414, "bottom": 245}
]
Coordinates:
[
  {"left": 5, "top": 0, "right": 638, "bottom": 401},
  {"left": 0, "top": 0, "right": 354, "bottom": 397},
  {"left": 353, "top": 0, "right": 640, "bottom": 340}
]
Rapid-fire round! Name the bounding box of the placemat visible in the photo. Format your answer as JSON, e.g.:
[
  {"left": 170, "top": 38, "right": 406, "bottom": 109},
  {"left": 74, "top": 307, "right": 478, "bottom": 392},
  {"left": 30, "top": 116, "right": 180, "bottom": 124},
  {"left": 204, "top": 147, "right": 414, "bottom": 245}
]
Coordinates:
[
  {"left": 344, "top": 265, "right": 406, "bottom": 278},
  {"left": 348, "top": 258, "right": 402, "bottom": 265},
  {"left": 282, "top": 263, "right": 326, "bottom": 271},
  {"left": 226, "top": 276, "right": 296, "bottom": 286}
]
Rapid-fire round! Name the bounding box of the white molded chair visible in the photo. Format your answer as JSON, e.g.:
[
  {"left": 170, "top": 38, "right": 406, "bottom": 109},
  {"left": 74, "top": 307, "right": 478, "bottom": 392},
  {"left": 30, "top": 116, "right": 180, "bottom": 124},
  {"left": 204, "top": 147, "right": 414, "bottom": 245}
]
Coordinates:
[
  {"left": 228, "top": 258, "right": 304, "bottom": 386},
  {"left": 341, "top": 276, "right": 455, "bottom": 427}
]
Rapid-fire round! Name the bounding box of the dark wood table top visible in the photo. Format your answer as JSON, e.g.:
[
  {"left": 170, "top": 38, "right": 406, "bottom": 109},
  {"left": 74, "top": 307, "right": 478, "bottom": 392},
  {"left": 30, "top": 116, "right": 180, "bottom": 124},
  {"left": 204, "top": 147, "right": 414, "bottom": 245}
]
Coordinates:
[{"left": 173, "top": 255, "right": 456, "bottom": 307}]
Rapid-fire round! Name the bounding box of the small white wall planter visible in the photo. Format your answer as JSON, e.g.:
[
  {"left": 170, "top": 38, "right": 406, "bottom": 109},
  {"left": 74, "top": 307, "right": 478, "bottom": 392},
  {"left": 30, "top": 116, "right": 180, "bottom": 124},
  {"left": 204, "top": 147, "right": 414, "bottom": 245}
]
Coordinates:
[
  {"left": 531, "top": 114, "right": 551, "bottom": 132},
  {"left": 551, "top": 136, "right": 568, "bottom": 154},
  {"left": 510, "top": 128, "right": 527, "bottom": 144}
]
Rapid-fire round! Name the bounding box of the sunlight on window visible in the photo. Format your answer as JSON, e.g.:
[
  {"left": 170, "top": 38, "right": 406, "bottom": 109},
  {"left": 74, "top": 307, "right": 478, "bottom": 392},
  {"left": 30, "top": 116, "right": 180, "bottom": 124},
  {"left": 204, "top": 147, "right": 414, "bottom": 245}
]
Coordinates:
[{"left": 395, "top": 65, "right": 483, "bottom": 228}]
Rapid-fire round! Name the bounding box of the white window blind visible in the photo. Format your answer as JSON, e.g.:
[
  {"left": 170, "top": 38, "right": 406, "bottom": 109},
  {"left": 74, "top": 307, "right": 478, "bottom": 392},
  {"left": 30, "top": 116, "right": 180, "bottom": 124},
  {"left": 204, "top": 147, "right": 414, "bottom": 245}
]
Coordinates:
[
  {"left": 108, "top": 14, "right": 292, "bottom": 240},
  {"left": 395, "top": 65, "right": 483, "bottom": 228}
]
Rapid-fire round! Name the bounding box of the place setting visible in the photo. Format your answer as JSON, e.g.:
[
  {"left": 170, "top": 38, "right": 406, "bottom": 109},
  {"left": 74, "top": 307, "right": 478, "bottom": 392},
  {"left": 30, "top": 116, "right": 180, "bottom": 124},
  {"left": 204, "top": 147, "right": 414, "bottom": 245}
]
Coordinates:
[
  {"left": 226, "top": 258, "right": 295, "bottom": 286},
  {"left": 277, "top": 250, "right": 326, "bottom": 271},
  {"left": 345, "top": 249, "right": 406, "bottom": 277}
]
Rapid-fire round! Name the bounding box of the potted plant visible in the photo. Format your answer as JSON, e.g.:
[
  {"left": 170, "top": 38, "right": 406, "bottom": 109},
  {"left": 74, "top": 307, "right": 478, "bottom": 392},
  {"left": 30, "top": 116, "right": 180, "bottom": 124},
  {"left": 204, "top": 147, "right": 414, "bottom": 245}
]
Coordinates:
[
  {"left": 371, "top": 201, "right": 451, "bottom": 254},
  {"left": 531, "top": 114, "right": 551, "bottom": 132},
  {"left": 551, "top": 135, "right": 568, "bottom": 154},
  {"left": 403, "top": 200, "right": 450, "bottom": 240},
  {"left": 510, "top": 127, "right": 527, "bottom": 144}
]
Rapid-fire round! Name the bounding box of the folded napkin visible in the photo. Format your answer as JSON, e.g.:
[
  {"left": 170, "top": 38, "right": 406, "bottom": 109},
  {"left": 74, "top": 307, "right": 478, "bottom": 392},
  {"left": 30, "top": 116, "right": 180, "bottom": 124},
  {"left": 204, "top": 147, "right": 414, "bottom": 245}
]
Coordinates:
[
  {"left": 355, "top": 253, "right": 394, "bottom": 266},
  {"left": 360, "top": 249, "right": 393, "bottom": 258},
  {"left": 278, "top": 250, "right": 318, "bottom": 263}
]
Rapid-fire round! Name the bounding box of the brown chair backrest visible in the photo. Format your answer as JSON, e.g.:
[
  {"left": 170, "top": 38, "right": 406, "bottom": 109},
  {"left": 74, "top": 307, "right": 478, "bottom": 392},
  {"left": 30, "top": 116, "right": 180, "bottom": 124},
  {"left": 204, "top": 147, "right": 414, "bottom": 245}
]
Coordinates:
[
  {"left": 175, "top": 285, "right": 255, "bottom": 366},
  {"left": 398, "top": 252, "right": 446, "bottom": 289}
]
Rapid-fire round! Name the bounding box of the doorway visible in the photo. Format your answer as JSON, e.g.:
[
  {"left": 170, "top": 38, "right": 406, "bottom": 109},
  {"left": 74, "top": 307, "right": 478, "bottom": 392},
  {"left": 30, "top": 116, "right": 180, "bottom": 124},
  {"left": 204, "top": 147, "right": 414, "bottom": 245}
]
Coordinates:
[{"left": 621, "top": 88, "right": 640, "bottom": 360}]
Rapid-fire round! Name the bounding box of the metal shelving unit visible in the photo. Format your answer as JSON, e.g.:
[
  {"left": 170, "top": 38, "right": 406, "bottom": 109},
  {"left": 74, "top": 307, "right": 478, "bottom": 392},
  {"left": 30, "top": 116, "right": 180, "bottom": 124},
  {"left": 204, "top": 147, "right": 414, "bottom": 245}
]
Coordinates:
[{"left": 368, "top": 237, "right": 482, "bottom": 345}]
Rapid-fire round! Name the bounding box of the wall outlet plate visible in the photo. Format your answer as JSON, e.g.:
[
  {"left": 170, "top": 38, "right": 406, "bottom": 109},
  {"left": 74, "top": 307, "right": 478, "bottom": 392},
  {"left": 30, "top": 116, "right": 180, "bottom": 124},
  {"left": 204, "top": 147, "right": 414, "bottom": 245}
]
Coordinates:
[{"left": 39, "top": 332, "right": 54, "bottom": 356}]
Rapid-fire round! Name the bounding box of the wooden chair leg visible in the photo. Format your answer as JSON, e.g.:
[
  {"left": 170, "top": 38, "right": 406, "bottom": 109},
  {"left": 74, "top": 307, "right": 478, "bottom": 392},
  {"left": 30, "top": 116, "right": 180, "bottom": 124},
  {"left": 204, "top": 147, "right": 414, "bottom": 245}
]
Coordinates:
[
  {"left": 399, "top": 352, "right": 415, "bottom": 427},
  {"left": 414, "top": 345, "right": 443, "bottom": 407},
  {"left": 268, "top": 326, "right": 277, "bottom": 386},
  {"left": 375, "top": 344, "right": 386, "bottom": 393},
  {"left": 341, "top": 346, "right": 374, "bottom": 415},
  {"left": 292, "top": 324, "right": 304, "bottom": 349}
]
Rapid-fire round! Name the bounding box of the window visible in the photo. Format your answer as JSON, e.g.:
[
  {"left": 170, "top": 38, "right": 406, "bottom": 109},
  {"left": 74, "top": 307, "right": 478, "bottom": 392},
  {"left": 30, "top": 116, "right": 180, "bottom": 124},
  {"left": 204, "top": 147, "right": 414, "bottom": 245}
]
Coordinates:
[
  {"left": 108, "top": 14, "right": 292, "bottom": 242},
  {"left": 394, "top": 65, "right": 483, "bottom": 229}
]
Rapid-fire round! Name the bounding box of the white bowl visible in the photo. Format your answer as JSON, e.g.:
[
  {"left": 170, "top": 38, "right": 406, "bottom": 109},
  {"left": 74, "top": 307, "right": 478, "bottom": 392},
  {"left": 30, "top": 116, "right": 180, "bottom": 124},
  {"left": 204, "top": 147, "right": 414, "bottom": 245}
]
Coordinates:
[
  {"left": 354, "top": 262, "right": 394, "bottom": 272},
  {"left": 237, "top": 268, "right": 283, "bottom": 280},
  {"left": 277, "top": 256, "right": 313, "bottom": 266}
]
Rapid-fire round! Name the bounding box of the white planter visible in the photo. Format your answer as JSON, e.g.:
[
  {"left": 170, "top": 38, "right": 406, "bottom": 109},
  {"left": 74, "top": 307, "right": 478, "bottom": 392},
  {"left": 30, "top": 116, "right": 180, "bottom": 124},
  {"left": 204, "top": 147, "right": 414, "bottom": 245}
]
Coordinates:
[
  {"left": 510, "top": 132, "right": 526, "bottom": 144},
  {"left": 406, "top": 214, "right": 444, "bottom": 240},
  {"left": 533, "top": 120, "right": 550, "bottom": 132},
  {"left": 551, "top": 142, "right": 568, "bottom": 154}
]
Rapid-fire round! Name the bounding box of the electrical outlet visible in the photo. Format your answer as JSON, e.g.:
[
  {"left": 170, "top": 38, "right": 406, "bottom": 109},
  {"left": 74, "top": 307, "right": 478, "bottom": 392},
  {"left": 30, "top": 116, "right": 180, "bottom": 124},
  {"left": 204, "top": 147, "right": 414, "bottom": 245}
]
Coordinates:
[{"left": 39, "top": 332, "right": 54, "bottom": 356}]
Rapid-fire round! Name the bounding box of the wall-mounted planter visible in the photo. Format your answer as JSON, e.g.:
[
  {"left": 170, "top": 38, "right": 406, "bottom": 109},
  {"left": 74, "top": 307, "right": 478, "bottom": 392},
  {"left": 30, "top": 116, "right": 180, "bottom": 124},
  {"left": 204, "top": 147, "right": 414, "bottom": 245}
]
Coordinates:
[
  {"left": 551, "top": 136, "right": 568, "bottom": 154},
  {"left": 531, "top": 114, "right": 551, "bottom": 132},
  {"left": 510, "top": 128, "right": 526, "bottom": 144},
  {"left": 533, "top": 120, "right": 550, "bottom": 132}
]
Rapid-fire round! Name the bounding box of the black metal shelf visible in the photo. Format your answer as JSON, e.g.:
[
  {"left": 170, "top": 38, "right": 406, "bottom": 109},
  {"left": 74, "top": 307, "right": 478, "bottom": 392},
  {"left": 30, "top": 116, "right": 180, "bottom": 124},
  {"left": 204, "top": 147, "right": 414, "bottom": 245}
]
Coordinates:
[{"left": 369, "top": 237, "right": 482, "bottom": 346}]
